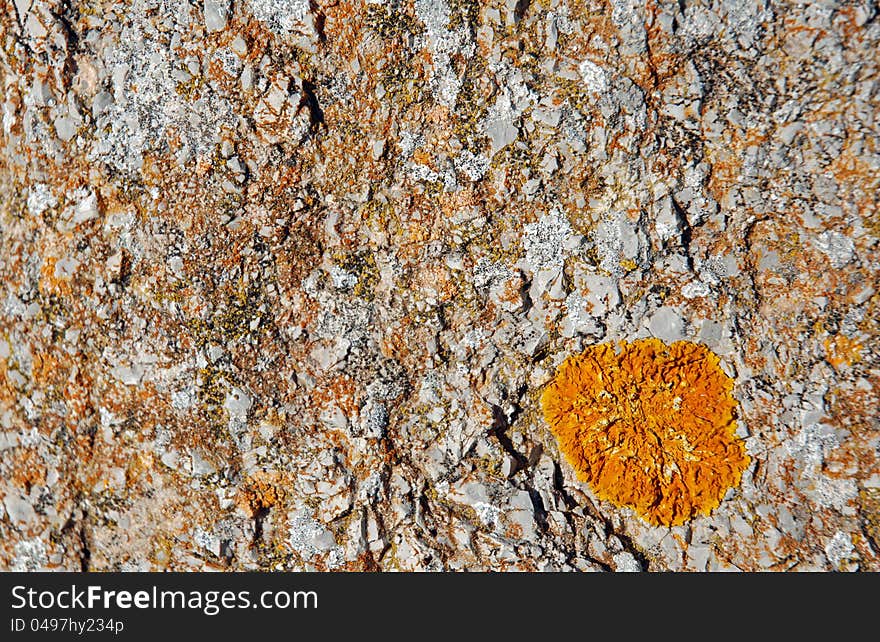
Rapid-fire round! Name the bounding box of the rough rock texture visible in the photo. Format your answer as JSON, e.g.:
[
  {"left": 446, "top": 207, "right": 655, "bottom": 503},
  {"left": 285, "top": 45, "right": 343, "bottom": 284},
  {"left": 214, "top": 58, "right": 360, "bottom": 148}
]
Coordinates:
[{"left": 0, "top": 0, "right": 878, "bottom": 572}]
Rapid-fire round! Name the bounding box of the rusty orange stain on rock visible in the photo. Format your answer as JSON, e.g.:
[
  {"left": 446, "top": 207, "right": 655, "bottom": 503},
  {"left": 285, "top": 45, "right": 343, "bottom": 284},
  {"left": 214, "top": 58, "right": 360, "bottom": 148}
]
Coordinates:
[{"left": 541, "top": 338, "right": 750, "bottom": 526}]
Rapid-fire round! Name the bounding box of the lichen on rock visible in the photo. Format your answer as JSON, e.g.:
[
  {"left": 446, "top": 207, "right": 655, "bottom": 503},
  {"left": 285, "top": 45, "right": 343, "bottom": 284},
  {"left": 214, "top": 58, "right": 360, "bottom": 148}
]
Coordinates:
[
  {"left": 541, "top": 339, "right": 750, "bottom": 526},
  {"left": 0, "top": 0, "right": 877, "bottom": 573}
]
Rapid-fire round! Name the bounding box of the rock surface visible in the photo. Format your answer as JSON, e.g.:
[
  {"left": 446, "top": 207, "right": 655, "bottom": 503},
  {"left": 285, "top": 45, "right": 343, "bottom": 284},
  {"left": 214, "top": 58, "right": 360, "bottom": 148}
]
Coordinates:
[{"left": 0, "top": 1, "right": 878, "bottom": 572}]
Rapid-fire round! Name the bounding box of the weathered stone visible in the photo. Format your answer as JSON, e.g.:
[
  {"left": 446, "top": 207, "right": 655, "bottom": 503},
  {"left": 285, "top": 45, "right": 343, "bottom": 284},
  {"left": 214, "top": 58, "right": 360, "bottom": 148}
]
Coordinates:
[
  {"left": 648, "top": 307, "right": 685, "bottom": 343},
  {"left": 203, "top": 0, "right": 230, "bottom": 32},
  {"left": 0, "top": 0, "right": 874, "bottom": 574}
]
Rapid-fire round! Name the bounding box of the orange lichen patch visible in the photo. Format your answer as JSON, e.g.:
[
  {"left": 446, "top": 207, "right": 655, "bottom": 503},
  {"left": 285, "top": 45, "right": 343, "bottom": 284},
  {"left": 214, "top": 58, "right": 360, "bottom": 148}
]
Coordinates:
[
  {"left": 636, "top": 1, "right": 688, "bottom": 90},
  {"left": 62, "top": 368, "right": 94, "bottom": 431},
  {"left": 314, "top": 375, "right": 359, "bottom": 417},
  {"left": 9, "top": 448, "right": 47, "bottom": 490},
  {"left": 824, "top": 335, "right": 862, "bottom": 370},
  {"left": 413, "top": 262, "right": 457, "bottom": 304},
  {"left": 491, "top": 274, "right": 525, "bottom": 310},
  {"left": 124, "top": 451, "right": 156, "bottom": 488},
  {"left": 541, "top": 338, "right": 750, "bottom": 527},
  {"left": 236, "top": 472, "right": 287, "bottom": 518},
  {"left": 826, "top": 146, "right": 879, "bottom": 227},
  {"left": 705, "top": 129, "right": 767, "bottom": 202},
  {"left": 38, "top": 256, "right": 75, "bottom": 297},
  {"left": 0, "top": 364, "right": 14, "bottom": 414},
  {"left": 378, "top": 320, "right": 409, "bottom": 361},
  {"left": 31, "top": 350, "right": 62, "bottom": 388}
]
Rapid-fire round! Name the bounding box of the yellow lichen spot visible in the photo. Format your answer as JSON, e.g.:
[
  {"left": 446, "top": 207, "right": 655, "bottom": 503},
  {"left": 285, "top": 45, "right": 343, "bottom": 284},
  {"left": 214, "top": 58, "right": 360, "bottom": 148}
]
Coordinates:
[
  {"left": 824, "top": 335, "right": 862, "bottom": 370},
  {"left": 541, "top": 338, "right": 750, "bottom": 527}
]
